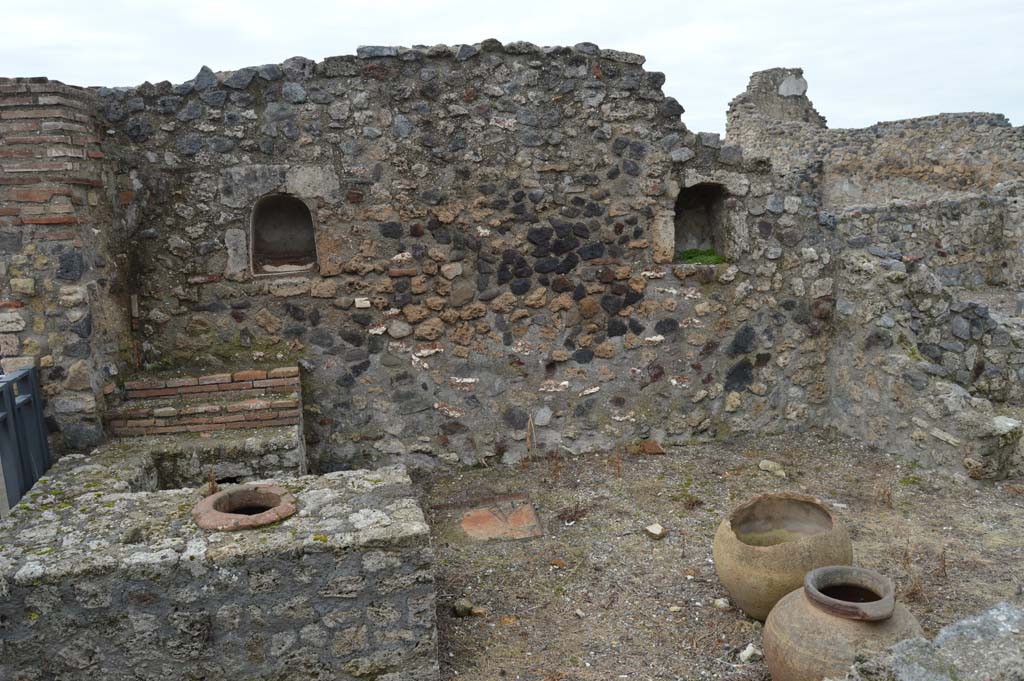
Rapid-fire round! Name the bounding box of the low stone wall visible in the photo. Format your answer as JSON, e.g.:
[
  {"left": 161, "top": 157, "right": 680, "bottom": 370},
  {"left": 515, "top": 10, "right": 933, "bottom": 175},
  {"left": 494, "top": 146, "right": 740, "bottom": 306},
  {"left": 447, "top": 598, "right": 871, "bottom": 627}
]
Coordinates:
[{"left": 0, "top": 462, "right": 437, "bottom": 680}]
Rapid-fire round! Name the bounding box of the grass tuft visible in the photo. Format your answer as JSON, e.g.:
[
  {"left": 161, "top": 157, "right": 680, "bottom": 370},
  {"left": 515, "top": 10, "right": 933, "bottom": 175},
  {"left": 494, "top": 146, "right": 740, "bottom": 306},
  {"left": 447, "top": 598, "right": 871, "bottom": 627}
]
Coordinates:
[{"left": 675, "top": 248, "right": 725, "bottom": 265}]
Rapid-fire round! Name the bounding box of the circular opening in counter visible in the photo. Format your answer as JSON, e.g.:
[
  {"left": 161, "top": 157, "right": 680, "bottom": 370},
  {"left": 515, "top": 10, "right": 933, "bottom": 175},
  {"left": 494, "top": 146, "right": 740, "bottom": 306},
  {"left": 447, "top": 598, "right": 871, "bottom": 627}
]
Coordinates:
[{"left": 192, "top": 484, "right": 297, "bottom": 531}]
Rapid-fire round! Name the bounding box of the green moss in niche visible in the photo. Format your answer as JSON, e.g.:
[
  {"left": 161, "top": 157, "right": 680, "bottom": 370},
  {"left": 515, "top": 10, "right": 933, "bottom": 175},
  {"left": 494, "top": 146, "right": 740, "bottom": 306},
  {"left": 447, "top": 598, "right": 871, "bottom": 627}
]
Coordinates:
[{"left": 675, "top": 248, "right": 726, "bottom": 265}]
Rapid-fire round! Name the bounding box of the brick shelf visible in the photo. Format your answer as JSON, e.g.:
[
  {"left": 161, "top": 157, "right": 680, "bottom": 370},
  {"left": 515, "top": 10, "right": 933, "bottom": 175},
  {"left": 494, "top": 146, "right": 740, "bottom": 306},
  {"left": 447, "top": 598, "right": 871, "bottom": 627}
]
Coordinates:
[{"left": 106, "top": 366, "right": 303, "bottom": 437}]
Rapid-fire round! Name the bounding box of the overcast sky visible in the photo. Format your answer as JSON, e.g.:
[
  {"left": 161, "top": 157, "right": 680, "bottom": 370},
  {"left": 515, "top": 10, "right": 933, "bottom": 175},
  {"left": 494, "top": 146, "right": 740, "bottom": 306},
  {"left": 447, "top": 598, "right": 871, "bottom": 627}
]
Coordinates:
[{"left": 2, "top": 0, "right": 1021, "bottom": 133}]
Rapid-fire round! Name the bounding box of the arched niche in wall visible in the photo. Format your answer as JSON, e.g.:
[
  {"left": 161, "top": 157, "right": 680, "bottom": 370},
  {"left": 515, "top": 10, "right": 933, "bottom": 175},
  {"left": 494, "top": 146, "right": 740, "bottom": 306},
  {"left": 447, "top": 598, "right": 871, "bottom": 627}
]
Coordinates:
[
  {"left": 251, "top": 194, "right": 318, "bottom": 274},
  {"left": 673, "top": 182, "right": 729, "bottom": 263}
]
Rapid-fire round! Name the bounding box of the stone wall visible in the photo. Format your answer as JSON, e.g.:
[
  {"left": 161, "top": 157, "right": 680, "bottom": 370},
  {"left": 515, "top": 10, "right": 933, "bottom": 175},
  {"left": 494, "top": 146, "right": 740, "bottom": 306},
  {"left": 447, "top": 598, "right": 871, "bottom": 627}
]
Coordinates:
[
  {"left": 92, "top": 41, "right": 836, "bottom": 472},
  {"left": 0, "top": 77, "right": 132, "bottom": 452},
  {"left": 835, "top": 197, "right": 1018, "bottom": 289},
  {"left": 827, "top": 244, "right": 1024, "bottom": 479},
  {"left": 5, "top": 47, "right": 1022, "bottom": 481},
  {"left": 727, "top": 68, "right": 1024, "bottom": 209},
  {"left": 0, "top": 462, "right": 437, "bottom": 680}
]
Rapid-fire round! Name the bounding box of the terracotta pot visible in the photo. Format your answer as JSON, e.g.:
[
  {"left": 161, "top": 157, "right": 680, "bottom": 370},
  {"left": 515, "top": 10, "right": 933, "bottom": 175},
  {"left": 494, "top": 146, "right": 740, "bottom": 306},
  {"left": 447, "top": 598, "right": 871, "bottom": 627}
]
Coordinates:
[
  {"left": 763, "top": 566, "right": 924, "bottom": 681},
  {"left": 192, "top": 484, "right": 297, "bottom": 531},
  {"left": 712, "top": 492, "right": 852, "bottom": 620}
]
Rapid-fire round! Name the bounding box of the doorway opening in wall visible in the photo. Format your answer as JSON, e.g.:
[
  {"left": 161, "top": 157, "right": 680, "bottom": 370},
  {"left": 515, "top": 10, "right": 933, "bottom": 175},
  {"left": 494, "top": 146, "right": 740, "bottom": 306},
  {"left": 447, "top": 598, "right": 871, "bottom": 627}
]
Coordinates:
[
  {"left": 251, "top": 194, "right": 318, "bottom": 274},
  {"left": 674, "top": 183, "right": 728, "bottom": 264}
]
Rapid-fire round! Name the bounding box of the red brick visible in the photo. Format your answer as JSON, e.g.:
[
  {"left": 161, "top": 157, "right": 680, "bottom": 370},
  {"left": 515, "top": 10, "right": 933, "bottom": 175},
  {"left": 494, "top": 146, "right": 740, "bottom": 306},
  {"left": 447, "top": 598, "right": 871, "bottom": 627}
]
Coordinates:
[
  {"left": 0, "top": 121, "right": 40, "bottom": 133},
  {"left": 275, "top": 409, "right": 302, "bottom": 419},
  {"left": 176, "top": 384, "right": 220, "bottom": 395},
  {"left": 270, "top": 398, "right": 300, "bottom": 409},
  {"left": 178, "top": 416, "right": 213, "bottom": 426},
  {"left": 127, "top": 387, "right": 179, "bottom": 398},
  {"left": 0, "top": 301, "right": 24, "bottom": 309},
  {"left": 7, "top": 187, "right": 72, "bottom": 202},
  {"left": 233, "top": 369, "right": 267, "bottom": 381},
  {"left": 197, "top": 372, "right": 232, "bottom": 385},
  {"left": 21, "top": 215, "right": 78, "bottom": 225},
  {"left": 187, "top": 274, "right": 221, "bottom": 285},
  {"left": 215, "top": 381, "right": 253, "bottom": 392},
  {"left": 459, "top": 498, "right": 544, "bottom": 541},
  {"left": 212, "top": 413, "right": 247, "bottom": 424},
  {"left": 165, "top": 377, "right": 198, "bottom": 388},
  {"left": 268, "top": 366, "right": 300, "bottom": 378},
  {"left": 232, "top": 418, "right": 296, "bottom": 429}
]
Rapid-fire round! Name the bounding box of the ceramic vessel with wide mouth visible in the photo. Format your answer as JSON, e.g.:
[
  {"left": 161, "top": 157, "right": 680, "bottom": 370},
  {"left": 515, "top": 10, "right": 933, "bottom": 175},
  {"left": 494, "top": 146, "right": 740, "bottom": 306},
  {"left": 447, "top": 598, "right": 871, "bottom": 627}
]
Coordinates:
[
  {"left": 763, "top": 565, "right": 924, "bottom": 681},
  {"left": 712, "top": 492, "right": 853, "bottom": 620},
  {"left": 192, "top": 483, "right": 297, "bottom": 531}
]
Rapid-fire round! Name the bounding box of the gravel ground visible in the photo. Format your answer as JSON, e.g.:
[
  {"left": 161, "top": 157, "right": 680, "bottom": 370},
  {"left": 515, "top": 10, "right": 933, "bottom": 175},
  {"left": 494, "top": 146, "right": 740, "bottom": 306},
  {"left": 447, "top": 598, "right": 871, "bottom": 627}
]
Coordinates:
[{"left": 421, "top": 431, "right": 1024, "bottom": 681}]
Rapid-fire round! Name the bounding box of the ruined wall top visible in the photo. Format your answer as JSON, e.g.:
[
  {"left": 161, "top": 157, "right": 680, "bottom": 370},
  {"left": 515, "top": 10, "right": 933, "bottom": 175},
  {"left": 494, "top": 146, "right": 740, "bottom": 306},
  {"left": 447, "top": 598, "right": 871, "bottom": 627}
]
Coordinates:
[
  {"left": 726, "top": 67, "right": 826, "bottom": 132},
  {"left": 726, "top": 67, "right": 1024, "bottom": 208}
]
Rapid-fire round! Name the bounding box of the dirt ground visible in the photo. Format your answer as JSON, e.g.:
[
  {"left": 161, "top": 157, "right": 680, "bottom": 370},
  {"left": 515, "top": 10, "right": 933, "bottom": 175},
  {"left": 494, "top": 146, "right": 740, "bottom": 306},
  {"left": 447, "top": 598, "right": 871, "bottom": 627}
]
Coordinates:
[{"left": 421, "top": 431, "right": 1024, "bottom": 681}]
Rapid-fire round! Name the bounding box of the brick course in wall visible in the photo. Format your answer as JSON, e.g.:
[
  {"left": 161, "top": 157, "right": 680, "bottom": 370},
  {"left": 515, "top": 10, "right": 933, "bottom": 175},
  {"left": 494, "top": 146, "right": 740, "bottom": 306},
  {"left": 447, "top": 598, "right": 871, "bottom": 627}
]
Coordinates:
[{"left": 105, "top": 366, "right": 303, "bottom": 437}]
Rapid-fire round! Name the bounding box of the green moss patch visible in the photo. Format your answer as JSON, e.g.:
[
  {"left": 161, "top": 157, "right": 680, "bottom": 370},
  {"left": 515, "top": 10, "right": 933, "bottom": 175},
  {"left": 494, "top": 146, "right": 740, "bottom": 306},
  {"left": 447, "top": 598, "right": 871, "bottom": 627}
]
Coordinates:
[{"left": 675, "top": 248, "right": 726, "bottom": 264}]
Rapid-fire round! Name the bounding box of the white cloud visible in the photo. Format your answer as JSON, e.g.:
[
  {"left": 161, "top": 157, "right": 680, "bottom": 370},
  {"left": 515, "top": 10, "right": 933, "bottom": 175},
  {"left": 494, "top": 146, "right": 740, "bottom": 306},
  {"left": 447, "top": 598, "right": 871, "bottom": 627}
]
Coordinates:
[{"left": 1, "top": 0, "right": 1020, "bottom": 132}]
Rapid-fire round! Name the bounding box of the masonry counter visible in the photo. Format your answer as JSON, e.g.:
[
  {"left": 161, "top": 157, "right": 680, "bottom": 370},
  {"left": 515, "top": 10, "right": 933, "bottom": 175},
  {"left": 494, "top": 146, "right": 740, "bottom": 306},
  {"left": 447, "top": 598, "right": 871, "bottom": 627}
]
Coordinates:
[{"left": 0, "top": 458, "right": 439, "bottom": 681}]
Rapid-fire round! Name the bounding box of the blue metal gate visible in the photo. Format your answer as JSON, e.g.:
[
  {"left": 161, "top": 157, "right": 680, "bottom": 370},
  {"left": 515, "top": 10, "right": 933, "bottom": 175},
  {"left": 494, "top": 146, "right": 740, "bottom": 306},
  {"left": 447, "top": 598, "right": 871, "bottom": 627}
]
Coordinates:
[{"left": 0, "top": 367, "right": 51, "bottom": 513}]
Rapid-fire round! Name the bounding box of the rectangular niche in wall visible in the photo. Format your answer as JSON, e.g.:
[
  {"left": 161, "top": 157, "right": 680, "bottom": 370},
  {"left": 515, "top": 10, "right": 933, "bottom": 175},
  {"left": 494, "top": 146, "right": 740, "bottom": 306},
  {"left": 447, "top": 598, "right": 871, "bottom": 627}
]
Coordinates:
[
  {"left": 251, "top": 194, "right": 318, "bottom": 274},
  {"left": 674, "top": 182, "right": 728, "bottom": 263}
]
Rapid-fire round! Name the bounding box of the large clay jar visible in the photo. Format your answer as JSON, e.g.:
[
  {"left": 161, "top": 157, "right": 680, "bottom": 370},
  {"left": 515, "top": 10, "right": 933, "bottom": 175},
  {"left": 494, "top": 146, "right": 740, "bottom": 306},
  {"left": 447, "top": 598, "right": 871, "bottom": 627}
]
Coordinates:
[
  {"left": 763, "top": 566, "right": 924, "bottom": 681},
  {"left": 712, "top": 492, "right": 852, "bottom": 620}
]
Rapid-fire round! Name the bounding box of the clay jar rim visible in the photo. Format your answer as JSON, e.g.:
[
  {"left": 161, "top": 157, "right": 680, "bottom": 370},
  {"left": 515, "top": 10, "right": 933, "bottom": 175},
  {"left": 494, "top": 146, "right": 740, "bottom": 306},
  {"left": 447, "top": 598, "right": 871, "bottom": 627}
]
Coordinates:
[
  {"left": 192, "top": 483, "right": 297, "bottom": 532},
  {"left": 803, "top": 565, "right": 896, "bottom": 621},
  {"left": 726, "top": 491, "right": 836, "bottom": 550}
]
